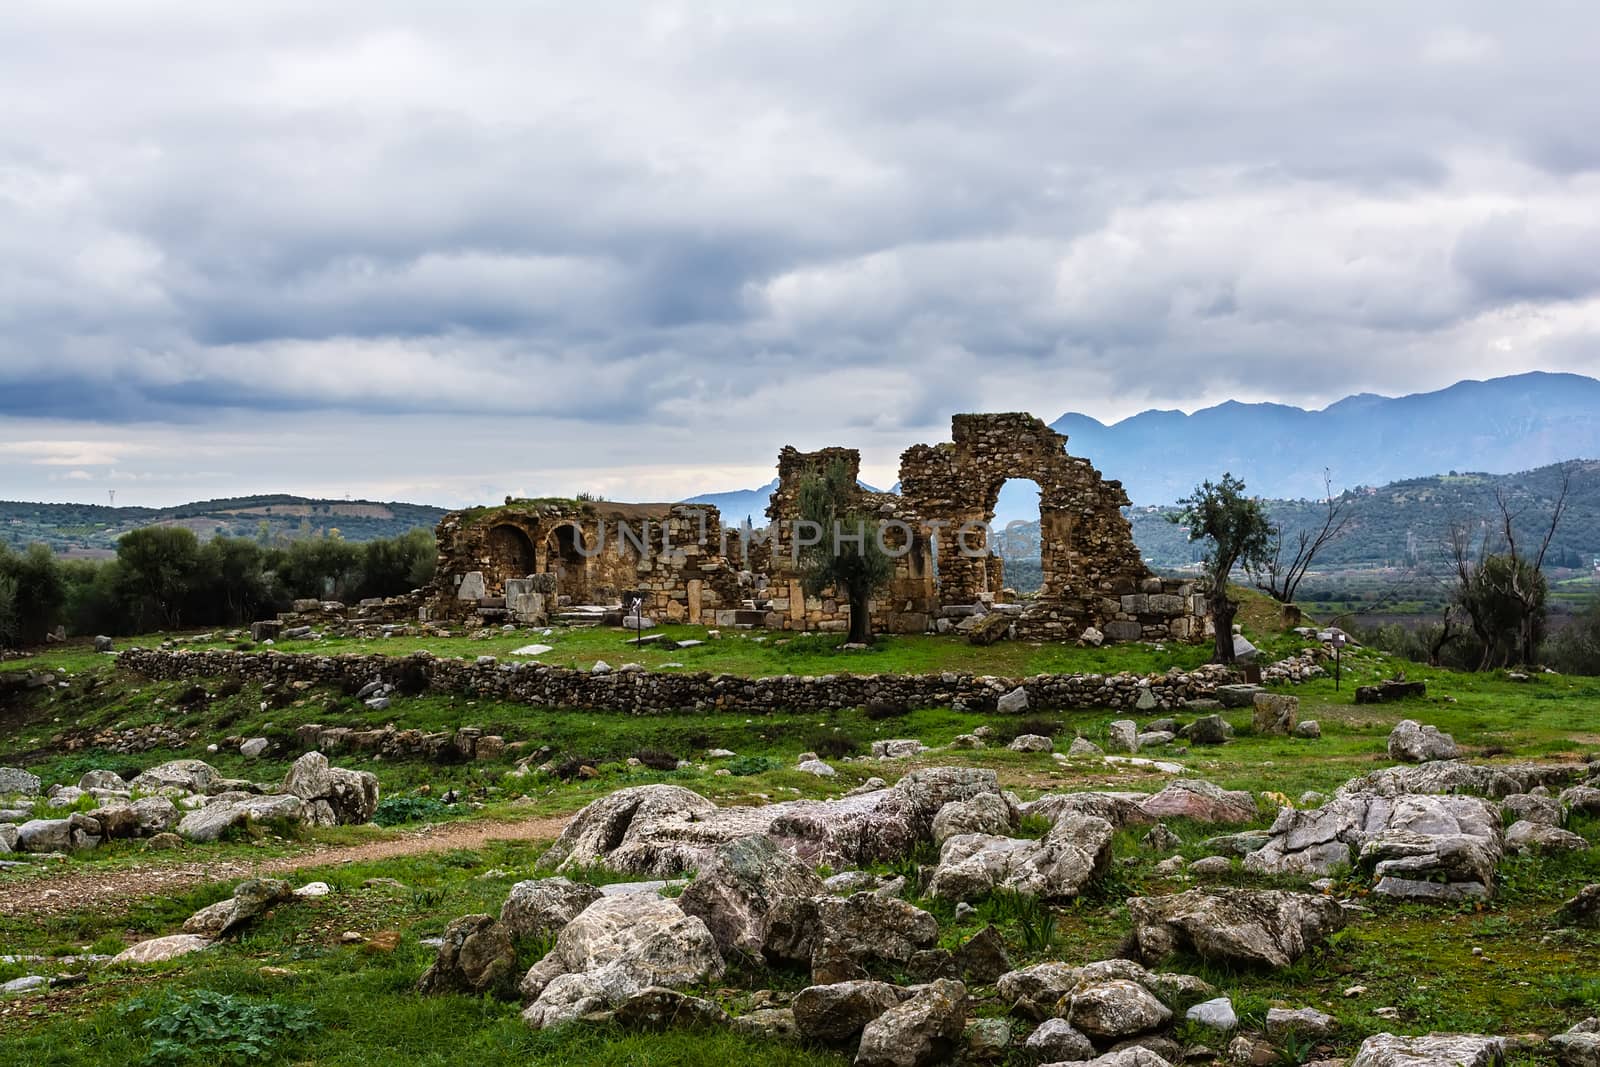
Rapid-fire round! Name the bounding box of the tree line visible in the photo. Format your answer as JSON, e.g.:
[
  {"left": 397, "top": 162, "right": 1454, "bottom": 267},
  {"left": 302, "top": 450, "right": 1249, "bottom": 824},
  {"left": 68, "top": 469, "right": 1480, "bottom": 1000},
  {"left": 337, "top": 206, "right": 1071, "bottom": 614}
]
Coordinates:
[{"left": 0, "top": 527, "right": 436, "bottom": 646}]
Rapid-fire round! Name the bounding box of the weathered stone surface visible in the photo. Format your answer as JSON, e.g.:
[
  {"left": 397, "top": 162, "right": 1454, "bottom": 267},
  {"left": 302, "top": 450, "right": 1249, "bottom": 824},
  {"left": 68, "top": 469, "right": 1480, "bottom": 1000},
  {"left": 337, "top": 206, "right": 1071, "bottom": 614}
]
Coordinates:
[
  {"left": 997, "top": 961, "right": 1082, "bottom": 1020},
  {"left": 1008, "top": 733, "right": 1054, "bottom": 753},
  {"left": 791, "top": 980, "right": 909, "bottom": 1043},
  {"left": 1138, "top": 780, "right": 1257, "bottom": 824},
  {"left": 1556, "top": 884, "right": 1600, "bottom": 927},
  {"left": 872, "top": 739, "right": 927, "bottom": 759},
  {"left": 612, "top": 986, "right": 730, "bottom": 1031},
  {"left": 965, "top": 1017, "right": 1012, "bottom": 1060},
  {"left": 856, "top": 978, "right": 966, "bottom": 1067},
  {"left": 520, "top": 895, "right": 724, "bottom": 1029},
  {"left": 953, "top": 925, "right": 1012, "bottom": 983},
  {"left": 1347, "top": 761, "right": 1577, "bottom": 799},
  {"left": 1067, "top": 978, "right": 1172, "bottom": 1039},
  {"left": 1022, "top": 791, "right": 1151, "bottom": 829},
  {"left": 111, "top": 933, "right": 212, "bottom": 965},
  {"left": 540, "top": 772, "right": 996, "bottom": 878},
  {"left": 1058, "top": 1050, "right": 1176, "bottom": 1067},
  {"left": 1550, "top": 1021, "right": 1600, "bottom": 1067},
  {"left": 1266, "top": 1006, "right": 1339, "bottom": 1037},
  {"left": 176, "top": 794, "right": 305, "bottom": 843},
  {"left": 932, "top": 794, "right": 1014, "bottom": 846},
  {"left": 1351, "top": 1033, "right": 1504, "bottom": 1067},
  {"left": 284, "top": 751, "right": 379, "bottom": 825},
  {"left": 1125, "top": 889, "right": 1346, "bottom": 969},
  {"left": 676, "top": 834, "right": 825, "bottom": 957},
  {"left": 928, "top": 813, "right": 1113, "bottom": 902},
  {"left": 499, "top": 877, "right": 604, "bottom": 941},
  {"left": 764, "top": 892, "right": 938, "bottom": 972},
  {"left": 0, "top": 767, "right": 42, "bottom": 795},
  {"left": 1026, "top": 1018, "right": 1096, "bottom": 1061},
  {"left": 997, "top": 686, "right": 1030, "bottom": 714},
  {"left": 1251, "top": 693, "right": 1298, "bottom": 736},
  {"left": 1562, "top": 786, "right": 1600, "bottom": 816},
  {"left": 1186, "top": 996, "right": 1238, "bottom": 1032},
  {"left": 1107, "top": 720, "right": 1139, "bottom": 753},
  {"left": 1068, "top": 737, "right": 1105, "bottom": 758},
  {"left": 182, "top": 878, "right": 293, "bottom": 938},
  {"left": 130, "top": 759, "right": 222, "bottom": 795},
  {"left": 729, "top": 1007, "right": 797, "bottom": 1039},
  {"left": 1505, "top": 819, "right": 1589, "bottom": 854},
  {"left": 1184, "top": 715, "right": 1234, "bottom": 745},
  {"left": 1387, "top": 720, "right": 1460, "bottom": 763},
  {"left": 418, "top": 914, "right": 518, "bottom": 997},
  {"left": 1502, "top": 793, "right": 1566, "bottom": 827}
]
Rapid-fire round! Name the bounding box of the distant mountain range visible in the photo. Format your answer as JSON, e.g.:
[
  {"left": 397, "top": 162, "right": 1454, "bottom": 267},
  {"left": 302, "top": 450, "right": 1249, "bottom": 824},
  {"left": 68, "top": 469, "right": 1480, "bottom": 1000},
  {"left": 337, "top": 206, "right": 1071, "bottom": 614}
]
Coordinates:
[
  {"left": 1, "top": 495, "right": 447, "bottom": 556},
  {"left": 1050, "top": 371, "right": 1600, "bottom": 506},
  {"left": 993, "top": 461, "right": 1600, "bottom": 583},
  {"left": 685, "top": 373, "right": 1600, "bottom": 525}
]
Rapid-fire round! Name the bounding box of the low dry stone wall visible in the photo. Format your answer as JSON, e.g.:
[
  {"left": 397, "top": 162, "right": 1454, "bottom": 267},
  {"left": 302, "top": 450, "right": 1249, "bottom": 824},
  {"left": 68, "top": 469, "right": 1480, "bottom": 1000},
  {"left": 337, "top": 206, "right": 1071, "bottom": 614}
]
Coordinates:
[{"left": 115, "top": 647, "right": 1318, "bottom": 716}]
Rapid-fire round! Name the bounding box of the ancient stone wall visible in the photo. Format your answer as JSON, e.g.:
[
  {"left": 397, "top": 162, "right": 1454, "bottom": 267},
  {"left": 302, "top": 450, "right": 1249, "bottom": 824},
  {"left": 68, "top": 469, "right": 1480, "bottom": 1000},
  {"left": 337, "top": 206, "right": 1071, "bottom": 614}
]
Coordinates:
[
  {"left": 425, "top": 413, "right": 1209, "bottom": 644},
  {"left": 118, "top": 647, "right": 1322, "bottom": 716}
]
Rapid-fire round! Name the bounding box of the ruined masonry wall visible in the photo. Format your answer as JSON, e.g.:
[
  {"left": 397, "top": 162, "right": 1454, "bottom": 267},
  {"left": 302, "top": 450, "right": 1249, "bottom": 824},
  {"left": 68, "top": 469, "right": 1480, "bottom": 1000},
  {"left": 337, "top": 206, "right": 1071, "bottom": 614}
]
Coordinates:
[{"left": 117, "top": 647, "right": 1321, "bottom": 716}]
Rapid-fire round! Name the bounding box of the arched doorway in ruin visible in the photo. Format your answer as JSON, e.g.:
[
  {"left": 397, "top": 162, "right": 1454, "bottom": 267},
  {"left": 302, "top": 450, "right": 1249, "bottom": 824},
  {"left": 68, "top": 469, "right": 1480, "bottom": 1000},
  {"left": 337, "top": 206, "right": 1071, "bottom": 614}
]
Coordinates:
[
  {"left": 544, "top": 523, "right": 591, "bottom": 604},
  {"left": 987, "top": 478, "right": 1045, "bottom": 599},
  {"left": 484, "top": 524, "right": 537, "bottom": 592}
]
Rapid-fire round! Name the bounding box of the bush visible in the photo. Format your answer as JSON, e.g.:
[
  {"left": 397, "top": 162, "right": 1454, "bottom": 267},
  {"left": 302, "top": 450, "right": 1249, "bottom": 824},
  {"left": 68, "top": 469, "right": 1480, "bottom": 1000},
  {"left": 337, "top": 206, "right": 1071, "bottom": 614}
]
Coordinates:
[
  {"left": 372, "top": 795, "right": 452, "bottom": 826},
  {"left": 863, "top": 698, "right": 910, "bottom": 721},
  {"left": 725, "top": 755, "right": 778, "bottom": 777}
]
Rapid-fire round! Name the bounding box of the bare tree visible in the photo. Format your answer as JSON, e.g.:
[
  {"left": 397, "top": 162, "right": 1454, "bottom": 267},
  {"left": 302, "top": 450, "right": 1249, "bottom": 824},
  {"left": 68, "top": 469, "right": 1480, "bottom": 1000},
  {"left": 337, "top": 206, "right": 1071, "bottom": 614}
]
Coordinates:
[
  {"left": 1249, "top": 469, "right": 1351, "bottom": 605},
  {"left": 1494, "top": 463, "right": 1571, "bottom": 666}
]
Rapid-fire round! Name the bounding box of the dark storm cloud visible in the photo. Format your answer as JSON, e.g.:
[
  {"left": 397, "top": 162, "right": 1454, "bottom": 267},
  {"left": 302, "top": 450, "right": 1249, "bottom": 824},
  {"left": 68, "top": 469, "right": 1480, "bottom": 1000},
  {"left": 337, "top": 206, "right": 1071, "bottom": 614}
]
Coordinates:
[{"left": 1, "top": 1, "right": 1598, "bottom": 507}]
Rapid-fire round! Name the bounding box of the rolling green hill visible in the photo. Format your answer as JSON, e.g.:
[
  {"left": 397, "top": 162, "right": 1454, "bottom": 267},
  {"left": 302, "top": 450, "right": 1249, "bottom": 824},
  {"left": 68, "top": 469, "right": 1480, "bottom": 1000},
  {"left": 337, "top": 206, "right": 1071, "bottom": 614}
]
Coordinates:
[{"left": 0, "top": 495, "right": 447, "bottom": 554}]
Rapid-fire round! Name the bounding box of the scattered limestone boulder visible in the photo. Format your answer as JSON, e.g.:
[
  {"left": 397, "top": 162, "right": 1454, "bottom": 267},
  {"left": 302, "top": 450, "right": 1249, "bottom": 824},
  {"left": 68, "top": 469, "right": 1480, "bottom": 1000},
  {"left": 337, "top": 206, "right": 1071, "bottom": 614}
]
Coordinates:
[
  {"left": 1125, "top": 888, "right": 1346, "bottom": 969},
  {"left": 933, "top": 794, "right": 1015, "bottom": 847},
  {"left": 183, "top": 878, "right": 294, "bottom": 938},
  {"left": 730, "top": 1007, "right": 797, "bottom": 1040},
  {"left": 1183, "top": 715, "right": 1233, "bottom": 746},
  {"left": 1067, "top": 978, "right": 1172, "bottom": 1039},
  {"left": 500, "top": 877, "right": 605, "bottom": 942},
  {"left": 1556, "top": 884, "right": 1600, "bottom": 927},
  {"left": 78, "top": 770, "right": 128, "bottom": 792},
  {"left": 1561, "top": 786, "right": 1600, "bottom": 817},
  {"left": 130, "top": 759, "right": 223, "bottom": 795},
  {"left": 612, "top": 986, "right": 729, "bottom": 1031},
  {"left": 1186, "top": 996, "right": 1238, "bottom": 1032},
  {"left": 18, "top": 813, "right": 102, "bottom": 852},
  {"left": 1137, "top": 780, "right": 1257, "bottom": 824},
  {"left": 0, "top": 767, "right": 42, "bottom": 796},
  {"left": 676, "top": 834, "right": 825, "bottom": 957},
  {"left": 1069, "top": 737, "right": 1106, "bottom": 758},
  {"left": 1505, "top": 819, "right": 1589, "bottom": 854},
  {"left": 929, "top": 814, "right": 1113, "bottom": 902},
  {"left": 418, "top": 914, "right": 518, "bottom": 997},
  {"left": 1008, "top": 734, "right": 1054, "bottom": 753},
  {"left": 240, "top": 737, "right": 269, "bottom": 759},
  {"left": 855, "top": 978, "right": 967, "bottom": 1067},
  {"left": 1266, "top": 1006, "right": 1339, "bottom": 1038},
  {"left": 953, "top": 924, "right": 1012, "bottom": 983},
  {"left": 519, "top": 895, "right": 724, "bottom": 1029},
  {"left": 1107, "top": 721, "right": 1139, "bottom": 753},
  {"left": 1293, "top": 720, "right": 1322, "bottom": 740},
  {"left": 1026, "top": 1018, "right": 1096, "bottom": 1061},
  {"left": 1502, "top": 793, "right": 1566, "bottom": 827},
  {"left": 176, "top": 794, "right": 304, "bottom": 843},
  {"left": 965, "top": 1017, "right": 1011, "bottom": 1060},
  {"left": 791, "top": 980, "right": 909, "bottom": 1043},
  {"left": 764, "top": 892, "right": 938, "bottom": 974},
  {"left": 997, "top": 961, "right": 1082, "bottom": 1020},
  {"left": 872, "top": 739, "right": 927, "bottom": 759},
  {"left": 1549, "top": 1020, "right": 1600, "bottom": 1067},
  {"left": 1351, "top": 1033, "right": 1505, "bottom": 1067},
  {"left": 1387, "top": 720, "right": 1460, "bottom": 763},
  {"left": 1069, "top": 1050, "right": 1176, "bottom": 1067},
  {"left": 284, "top": 752, "right": 379, "bottom": 825},
  {"left": 111, "top": 933, "right": 212, "bottom": 966},
  {"left": 1251, "top": 693, "right": 1298, "bottom": 736}
]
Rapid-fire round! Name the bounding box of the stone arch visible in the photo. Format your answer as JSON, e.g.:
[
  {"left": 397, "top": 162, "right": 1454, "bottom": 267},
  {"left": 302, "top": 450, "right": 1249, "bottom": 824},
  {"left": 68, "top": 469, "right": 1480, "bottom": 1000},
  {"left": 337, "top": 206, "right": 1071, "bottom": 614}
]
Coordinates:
[
  {"left": 544, "top": 523, "right": 591, "bottom": 604},
  {"left": 484, "top": 523, "right": 537, "bottom": 593}
]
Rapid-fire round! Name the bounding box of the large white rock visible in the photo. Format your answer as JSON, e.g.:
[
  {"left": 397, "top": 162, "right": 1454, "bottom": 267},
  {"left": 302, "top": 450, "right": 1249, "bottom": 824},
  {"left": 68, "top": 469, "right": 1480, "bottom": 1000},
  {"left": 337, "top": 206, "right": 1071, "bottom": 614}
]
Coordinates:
[
  {"left": 519, "top": 895, "right": 724, "bottom": 1029},
  {"left": 928, "top": 813, "right": 1114, "bottom": 902},
  {"left": 1352, "top": 1033, "right": 1505, "bottom": 1067},
  {"left": 1387, "top": 720, "right": 1461, "bottom": 763},
  {"left": 111, "top": 934, "right": 213, "bottom": 966}
]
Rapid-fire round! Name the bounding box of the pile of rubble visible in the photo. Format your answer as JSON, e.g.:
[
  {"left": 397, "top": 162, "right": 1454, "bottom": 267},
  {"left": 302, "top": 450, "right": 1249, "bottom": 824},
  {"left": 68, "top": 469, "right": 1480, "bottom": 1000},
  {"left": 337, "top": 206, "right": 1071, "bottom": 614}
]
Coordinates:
[{"left": 0, "top": 752, "right": 378, "bottom": 856}]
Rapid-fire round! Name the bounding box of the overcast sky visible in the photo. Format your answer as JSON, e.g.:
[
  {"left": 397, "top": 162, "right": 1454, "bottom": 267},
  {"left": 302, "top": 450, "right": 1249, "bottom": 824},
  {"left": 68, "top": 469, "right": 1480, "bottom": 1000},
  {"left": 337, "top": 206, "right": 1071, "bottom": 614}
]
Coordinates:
[{"left": 2, "top": 2, "right": 1598, "bottom": 508}]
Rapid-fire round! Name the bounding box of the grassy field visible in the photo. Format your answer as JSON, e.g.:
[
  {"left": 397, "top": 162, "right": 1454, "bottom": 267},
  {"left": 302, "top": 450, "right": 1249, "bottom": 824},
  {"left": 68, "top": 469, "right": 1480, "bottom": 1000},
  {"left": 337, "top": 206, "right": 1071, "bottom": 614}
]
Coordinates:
[{"left": 1, "top": 611, "right": 1598, "bottom": 1065}]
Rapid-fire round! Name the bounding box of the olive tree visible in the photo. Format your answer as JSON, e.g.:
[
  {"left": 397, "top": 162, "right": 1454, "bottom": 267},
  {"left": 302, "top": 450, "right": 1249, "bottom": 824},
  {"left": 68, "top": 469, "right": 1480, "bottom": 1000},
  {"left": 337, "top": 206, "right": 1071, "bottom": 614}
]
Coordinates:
[{"left": 1173, "top": 474, "right": 1275, "bottom": 664}]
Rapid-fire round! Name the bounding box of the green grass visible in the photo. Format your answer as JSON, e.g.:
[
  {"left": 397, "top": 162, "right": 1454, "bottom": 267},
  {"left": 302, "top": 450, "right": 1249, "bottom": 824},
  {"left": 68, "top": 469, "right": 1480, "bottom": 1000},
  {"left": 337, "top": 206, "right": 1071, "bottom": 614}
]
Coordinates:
[{"left": 3, "top": 610, "right": 1599, "bottom": 1064}]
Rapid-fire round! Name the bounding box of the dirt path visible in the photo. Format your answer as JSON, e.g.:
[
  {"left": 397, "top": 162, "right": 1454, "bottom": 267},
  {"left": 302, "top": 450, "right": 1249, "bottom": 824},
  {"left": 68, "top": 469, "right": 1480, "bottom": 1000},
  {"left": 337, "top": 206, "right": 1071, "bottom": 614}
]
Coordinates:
[{"left": 0, "top": 813, "right": 574, "bottom": 919}]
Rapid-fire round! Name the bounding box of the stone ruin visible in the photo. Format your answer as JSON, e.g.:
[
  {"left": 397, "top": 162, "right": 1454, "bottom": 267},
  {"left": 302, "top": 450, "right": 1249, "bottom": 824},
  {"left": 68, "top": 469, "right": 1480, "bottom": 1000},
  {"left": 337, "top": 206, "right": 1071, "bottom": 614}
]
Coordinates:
[{"left": 425, "top": 413, "right": 1209, "bottom": 644}]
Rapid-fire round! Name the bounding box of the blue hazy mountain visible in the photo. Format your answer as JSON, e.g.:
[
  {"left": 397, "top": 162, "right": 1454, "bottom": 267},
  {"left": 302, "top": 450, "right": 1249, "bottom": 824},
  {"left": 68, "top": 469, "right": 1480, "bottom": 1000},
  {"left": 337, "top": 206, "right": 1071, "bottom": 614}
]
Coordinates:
[
  {"left": 683, "top": 373, "right": 1600, "bottom": 524},
  {"left": 1051, "top": 371, "right": 1600, "bottom": 505}
]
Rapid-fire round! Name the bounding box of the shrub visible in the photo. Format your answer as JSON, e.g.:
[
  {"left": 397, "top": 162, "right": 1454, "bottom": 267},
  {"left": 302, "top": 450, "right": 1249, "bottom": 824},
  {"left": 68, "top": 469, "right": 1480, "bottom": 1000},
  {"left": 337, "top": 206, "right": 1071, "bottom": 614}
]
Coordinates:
[{"left": 372, "top": 795, "right": 452, "bottom": 826}]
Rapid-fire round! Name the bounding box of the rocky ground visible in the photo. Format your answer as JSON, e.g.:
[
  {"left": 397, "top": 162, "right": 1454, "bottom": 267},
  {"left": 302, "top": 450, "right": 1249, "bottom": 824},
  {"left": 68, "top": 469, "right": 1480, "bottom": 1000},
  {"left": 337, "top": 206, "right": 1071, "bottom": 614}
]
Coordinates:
[{"left": 0, "top": 629, "right": 1597, "bottom": 1066}]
